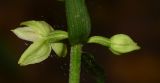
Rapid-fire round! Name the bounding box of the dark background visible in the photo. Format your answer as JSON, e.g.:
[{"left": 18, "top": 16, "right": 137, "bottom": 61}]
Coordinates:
[{"left": 0, "top": 0, "right": 160, "bottom": 83}]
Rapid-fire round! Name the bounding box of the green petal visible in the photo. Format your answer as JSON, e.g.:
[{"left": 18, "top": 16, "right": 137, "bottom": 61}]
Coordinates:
[
  {"left": 18, "top": 40, "right": 51, "bottom": 66},
  {"left": 47, "top": 30, "right": 68, "bottom": 43},
  {"left": 51, "top": 43, "right": 67, "bottom": 57},
  {"left": 20, "top": 20, "right": 54, "bottom": 36},
  {"left": 11, "top": 27, "right": 42, "bottom": 41}
]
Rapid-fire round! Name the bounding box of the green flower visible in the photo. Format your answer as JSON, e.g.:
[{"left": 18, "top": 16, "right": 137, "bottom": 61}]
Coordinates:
[
  {"left": 88, "top": 34, "right": 140, "bottom": 55},
  {"left": 109, "top": 34, "right": 140, "bottom": 55},
  {"left": 11, "top": 20, "right": 68, "bottom": 66}
]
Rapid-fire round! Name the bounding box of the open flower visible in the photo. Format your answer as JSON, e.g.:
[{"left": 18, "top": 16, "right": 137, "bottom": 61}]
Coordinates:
[{"left": 11, "top": 20, "right": 68, "bottom": 66}]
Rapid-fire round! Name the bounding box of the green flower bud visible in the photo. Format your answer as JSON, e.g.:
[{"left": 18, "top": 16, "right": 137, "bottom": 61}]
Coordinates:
[{"left": 109, "top": 34, "right": 140, "bottom": 55}]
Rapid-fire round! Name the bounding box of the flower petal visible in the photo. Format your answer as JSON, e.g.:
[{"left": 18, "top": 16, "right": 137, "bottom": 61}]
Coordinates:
[
  {"left": 47, "top": 30, "right": 68, "bottom": 43},
  {"left": 11, "top": 27, "right": 42, "bottom": 41},
  {"left": 18, "top": 40, "right": 51, "bottom": 66},
  {"left": 20, "top": 20, "right": 54, "bottom": 36},
  {"left": 51, "top": 43, "right": 67, "bottom": 57}
]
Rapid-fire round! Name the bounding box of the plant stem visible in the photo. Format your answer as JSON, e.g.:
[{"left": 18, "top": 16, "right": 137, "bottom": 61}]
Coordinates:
[
  {"left": 65, "top": 0, "right": 91, "bottom": 45},
  {"left": 69, "top": 44, "right": 82, "bottom": 83}
]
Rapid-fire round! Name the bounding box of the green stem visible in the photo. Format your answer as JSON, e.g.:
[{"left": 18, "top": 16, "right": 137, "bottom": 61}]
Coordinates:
[
  {"left": 69, "top": 44, "right": 82, "bottom": 83},
  {"left": 65, "top": 0, "right": 91, "bottom": 45}
]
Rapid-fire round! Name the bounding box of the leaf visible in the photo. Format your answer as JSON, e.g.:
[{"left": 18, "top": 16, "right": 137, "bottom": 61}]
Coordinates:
[
  {"left": 11, "top": 27, "right": 42, "bottom": 41},
  {"left": 20, "top": 20, "right": 54, "bottom": 36},
  {"left": 18, "top": 40, "right": 51, "bottom": 66},
  {"left": 51, "top": 43, "right": 67, "bottom": 57}
]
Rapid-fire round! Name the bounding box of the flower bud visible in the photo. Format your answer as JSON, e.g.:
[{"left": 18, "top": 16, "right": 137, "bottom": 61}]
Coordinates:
[{"left": 109, "top": 34, "right": 140, "bottom": 55}]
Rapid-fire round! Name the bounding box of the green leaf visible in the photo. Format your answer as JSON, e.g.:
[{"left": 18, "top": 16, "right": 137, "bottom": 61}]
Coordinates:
[
  {"left": 51, "top": 43, "right": 67, "bottom": 57},
  {"left": 20, "top": 20, "right": 54, "bottom": 36},
  {"left": 18, "top": 39, "right": 51, "bottom": 66},
  {"left": 11, "top": 27, "right": 42, "bottom": 42}
]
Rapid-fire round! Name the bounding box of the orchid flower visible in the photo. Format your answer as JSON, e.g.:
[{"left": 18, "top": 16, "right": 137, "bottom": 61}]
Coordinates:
[{"left": 11, "top": 20, "right": 68, "bottom": 66}]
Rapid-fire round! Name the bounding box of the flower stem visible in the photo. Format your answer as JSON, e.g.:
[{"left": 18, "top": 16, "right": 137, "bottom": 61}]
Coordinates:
[
  {"left": 65, "top": 0, "right": 91, "bottom": 45},
  {"left": 69, "top": 44, "right": 82, "bottom": 83}
]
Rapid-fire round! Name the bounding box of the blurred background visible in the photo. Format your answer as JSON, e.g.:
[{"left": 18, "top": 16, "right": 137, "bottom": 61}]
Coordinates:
[{"left": 0, "top": 0, "right": 160, "bottom": 83}]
